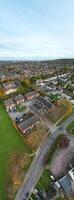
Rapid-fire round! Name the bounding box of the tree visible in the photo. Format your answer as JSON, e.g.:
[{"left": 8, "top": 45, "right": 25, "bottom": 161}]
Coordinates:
[
  {"left": 21, "top": 79, "right": 30, "bottom": 88},
  {"left": 0, "top": 88, "right": 5, "bottom": 97}
]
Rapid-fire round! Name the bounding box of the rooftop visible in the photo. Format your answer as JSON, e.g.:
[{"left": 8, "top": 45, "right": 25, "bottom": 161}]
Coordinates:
[
  {"left": 37, "top": 96, "right": 52, "bottom": 110},
  {"left": 14, "top": 94, "right": 24, "bottom": 102},
  {"left": 2, "top": 81, "right": 20, "bottom": 90},
  {"left": 25, "top": 91, "right": 38, "bottom": 97},
  {"left": 69, "top": 168, "right": 74, "bottom": 181},
  {"left": 4, "top": 98, "right": 14, "bottom": 106},
  {"left": 18, "top": 115, "right": 39, "bottom": 133},
  {"left": 58, "top": 168, "right": 74, "bottom": 199}
]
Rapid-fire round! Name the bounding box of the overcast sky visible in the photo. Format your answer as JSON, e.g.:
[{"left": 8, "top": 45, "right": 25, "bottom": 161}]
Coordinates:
[{"left": 0, "top": 0, "right": 74, "bottom": 60}]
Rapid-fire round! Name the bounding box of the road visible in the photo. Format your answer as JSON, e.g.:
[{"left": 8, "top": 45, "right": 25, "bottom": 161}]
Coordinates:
[{"left": 15, "top": 112, "right": 74, "bottom": 200}]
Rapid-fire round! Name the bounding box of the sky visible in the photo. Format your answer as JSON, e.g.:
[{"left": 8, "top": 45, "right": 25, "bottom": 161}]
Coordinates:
[{"left": 0, "top": 0, "right": 74, "bottom": 60}]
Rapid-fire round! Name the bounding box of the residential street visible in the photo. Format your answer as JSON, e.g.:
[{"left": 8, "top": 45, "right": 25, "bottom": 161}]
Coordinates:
[{"left": 15, "top": 113, "right": 74, "bottom": 200}]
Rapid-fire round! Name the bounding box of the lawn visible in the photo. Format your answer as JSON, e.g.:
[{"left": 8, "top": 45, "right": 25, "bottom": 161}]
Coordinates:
[
  {"left": 56, "top": 198, "right": 64, "bottom": 200},
  {"left": 16, "top": 104, "right": 27, "bottom": 112},
  {"left": 29, "top": 193, "right": 37, "bottom": 200},
  {"left": 29, "top": 169, "right": 52, "bottom": 200},
  {"left": 67, "top": 120, "right": 74, "bottom": 135},
  {"left": 36, "top": 169, "right": 52, "bottom": 191},
  {"left": 0, "top": 103, "right": 32, "bottom": 200},
  {"left": 26, "top": 123, "right": 48, "bottom": 150}
]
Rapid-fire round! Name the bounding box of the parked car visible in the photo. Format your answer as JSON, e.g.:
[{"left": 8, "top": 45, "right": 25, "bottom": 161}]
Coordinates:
[{"left": 12, "top": 108, "right": 17, "bottom": 113}]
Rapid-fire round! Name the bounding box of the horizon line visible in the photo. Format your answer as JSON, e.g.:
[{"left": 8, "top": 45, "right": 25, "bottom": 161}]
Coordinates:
[{"left": 0, "top": 57, "right": 74, "bottom": 62}]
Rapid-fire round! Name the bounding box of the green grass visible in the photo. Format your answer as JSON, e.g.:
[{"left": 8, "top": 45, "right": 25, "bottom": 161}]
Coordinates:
[
  {"left": 16, "top": 104, "right": 27, "bottom": 112},
  {"left": 0, "top": 103, "right": 32, "bottom": 200},
  {"left": 36, "top": 169, "right": 52, "bottom": 191},
  {"left": 29, "top": 193, "right": 37, "bottom": 200},
  {"left": 56, "top": 198, "right": 64, "bottom": 200},
  {"left": 29, "top": 170, "right": 52, "bottom": 200},
  {"left": 67, "top": 120, "right": 74, "bottom": 135}
]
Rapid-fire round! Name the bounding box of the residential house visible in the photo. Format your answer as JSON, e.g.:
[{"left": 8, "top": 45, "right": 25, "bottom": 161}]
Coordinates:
[
  {"left": 2, "top": 81, "right": 20, "bottom": 95},
  {"left": 36, "top": 96, "right": 55, "bottom": 112},
  {"left": 25, "top": 91, "right": 39, "bottom": 101},
  {"left": 14, "top": 94, "right": 25, "bottom": 105},
  {"left": 4, "top": 98, "right": 15, "bottom": 111},
  {"left": 18, "top": 115, "right": 39, "bottom": 135},
  {"left": 55, "top": 167, "right": 74, "bottom": 200}
]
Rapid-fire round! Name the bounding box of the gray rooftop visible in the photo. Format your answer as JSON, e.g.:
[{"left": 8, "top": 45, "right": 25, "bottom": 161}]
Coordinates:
[
  {"left": 25, "top": 91, "right": 38, "bottom": 97},
  {"left": 4, "top": 98, "right": 14, "bottom": 106},
  {"left": 18, "top": 115, "right": 39, "bottom": 132},
  {"left": 2, "top": 81, "right": 20, "bottom": 90},
  {"left": 37, "top": 96, "right": 52, "bottom": 109},
  {"left": 59, "top": 174, "right": 74, "bottom": 199},
  {"left": 14, "top": 94, "right": 24, "bottom": 102}
]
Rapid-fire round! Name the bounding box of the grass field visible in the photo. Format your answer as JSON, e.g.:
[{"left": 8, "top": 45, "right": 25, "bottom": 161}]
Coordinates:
[
  {"left": 0, "top": 103, "right": 32, "bottom": 200},
  {"left": 67, "top": 120, "right": 74, "bottom": 135}
]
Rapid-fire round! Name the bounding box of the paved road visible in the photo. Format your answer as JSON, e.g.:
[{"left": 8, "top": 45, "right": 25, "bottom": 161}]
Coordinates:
[
  {"left": 15, "top": 112, "right": 74, "bottom": 200},
  {"left": 15, "top": 129, "right": 62, "bottom": 200}
]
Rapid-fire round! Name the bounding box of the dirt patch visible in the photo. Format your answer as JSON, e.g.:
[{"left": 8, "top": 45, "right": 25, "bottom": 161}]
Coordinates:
[
  {"left": 26, "top": 123, "right": 48, "bottom": 150},
  {"left": 6, "top": 153, "right": 32, "bottom": 200}
]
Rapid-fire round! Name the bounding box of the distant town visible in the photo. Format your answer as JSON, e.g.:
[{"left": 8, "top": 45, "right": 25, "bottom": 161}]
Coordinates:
[{"left": 0, "top": 59, "right": 74, "bottom": 200}]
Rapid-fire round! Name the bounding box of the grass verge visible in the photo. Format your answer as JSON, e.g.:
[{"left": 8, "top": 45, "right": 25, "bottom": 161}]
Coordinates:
[{"left": 0, "top": 103, "right": 32, "bottom": 200}]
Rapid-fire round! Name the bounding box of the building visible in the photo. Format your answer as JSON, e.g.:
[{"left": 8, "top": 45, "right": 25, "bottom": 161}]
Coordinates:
[
  {"left": 55, "top": 167, "right": 74, "bottom": 200},
  {"left": 18, "top": 115, "right": 39, "bottom": 135},
  {"left": 4, "top": 98, "right": 15, "bottom": 111},
  {"left": 14, "top": 94, "right": 25, "bottom": 105},
  {"left": 25, "top": 91, "right": 39, "bottom": 101},
  {"left": 69, "top": 168, "right": 74, "bottom": 181},
  {"left": 2, "top": 81, "right": 20, "bottom": 95},
  {"left": 36, "top": 96, "right": 55, "bottom": 112}
]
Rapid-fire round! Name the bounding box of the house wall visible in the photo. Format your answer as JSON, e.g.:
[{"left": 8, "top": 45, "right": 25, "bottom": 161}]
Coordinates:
[
  {"left": 16, "top": 99, "right": 24, "bottom": 105},
  {"left": 6, "top": 104, "right": 15, "bottom": 111},
  {"left": 48, "top": 104, "right": 55, "bottom": 113},
  {"left": 26, "top": 93, "right": 39, "bottom": 100},
  {"left": 19, "top": 121, "right": 39, "bottom": 135}
]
